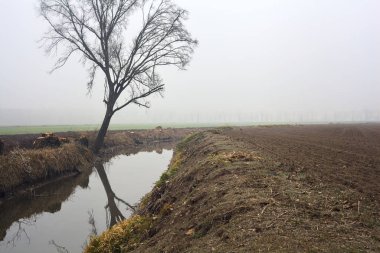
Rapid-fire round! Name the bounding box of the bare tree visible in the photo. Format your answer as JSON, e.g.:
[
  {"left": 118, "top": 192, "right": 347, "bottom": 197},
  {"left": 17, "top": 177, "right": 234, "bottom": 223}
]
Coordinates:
[{"left": 40, "top": 0, "right": 197, "bottom": 153}]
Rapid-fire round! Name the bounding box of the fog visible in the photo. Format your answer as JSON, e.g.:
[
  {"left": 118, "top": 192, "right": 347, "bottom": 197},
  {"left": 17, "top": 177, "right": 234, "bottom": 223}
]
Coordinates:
[{"left": 0, "top": 0, "right": 379, "bottom": 126}]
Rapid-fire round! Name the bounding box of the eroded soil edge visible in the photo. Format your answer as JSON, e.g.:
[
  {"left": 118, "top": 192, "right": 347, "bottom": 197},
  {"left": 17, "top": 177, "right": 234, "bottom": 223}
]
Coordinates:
[{"left": 86, "top": 127, "right": 380, "bottom": 253}]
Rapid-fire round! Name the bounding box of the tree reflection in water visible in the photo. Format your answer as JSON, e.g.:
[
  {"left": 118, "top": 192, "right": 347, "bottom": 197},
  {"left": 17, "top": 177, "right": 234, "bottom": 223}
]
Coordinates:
[
  {"left": 87, "top": 210, "right": 97, "bottom": 237},
  {"left": 95, "top": 162, "right": 136, "bottom": 228},
  {"left": 49, "top": 240, "right": 69, "bottom": 253},
  {"left": 49, "top": 162, "right": 136, "bottom": 253},
  {"left": 4, "top": 219, "right": 33, "bottom": 247}
]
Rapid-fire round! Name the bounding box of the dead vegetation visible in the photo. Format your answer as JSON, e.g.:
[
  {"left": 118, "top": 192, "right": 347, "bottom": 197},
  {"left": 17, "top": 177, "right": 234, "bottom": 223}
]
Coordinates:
[
  {"left": 32, "top": 132, "right": 62, "bottom": 149},
  {"left": 85, "top": 126, "right": 380, "bottom": 253},
  {"left": 84, "top": 215, "right": 153, "bottom": 253},
  {"left": 0, "top": 143, "right": 93, "bottom": 197}
]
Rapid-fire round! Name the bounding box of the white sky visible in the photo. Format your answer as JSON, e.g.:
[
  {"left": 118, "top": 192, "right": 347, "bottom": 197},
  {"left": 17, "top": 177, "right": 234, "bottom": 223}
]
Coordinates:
[{"left": 0, "top": 0, "right": 379, "bottom": 126}]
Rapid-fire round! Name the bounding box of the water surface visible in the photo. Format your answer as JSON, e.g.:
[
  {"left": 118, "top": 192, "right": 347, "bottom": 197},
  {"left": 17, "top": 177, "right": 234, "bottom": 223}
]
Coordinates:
[{"left": 0, "top": 148, "right": 173, "bottom": 253}]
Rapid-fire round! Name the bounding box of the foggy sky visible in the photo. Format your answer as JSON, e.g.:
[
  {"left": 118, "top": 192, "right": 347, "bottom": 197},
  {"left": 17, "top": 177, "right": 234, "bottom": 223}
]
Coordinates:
[{"left": 0, "top": 0, "right": 379, "bottom": 126}]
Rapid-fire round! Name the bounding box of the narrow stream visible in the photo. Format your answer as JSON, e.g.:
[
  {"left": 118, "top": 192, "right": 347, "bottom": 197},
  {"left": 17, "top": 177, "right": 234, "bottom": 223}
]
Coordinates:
[{"left": 0, "top": 148, "right": 173, "bottom": 253}]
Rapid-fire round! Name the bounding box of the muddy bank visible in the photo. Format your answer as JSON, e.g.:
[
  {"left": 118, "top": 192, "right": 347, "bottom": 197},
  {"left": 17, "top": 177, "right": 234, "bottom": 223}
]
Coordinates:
[{"left": 86, "top": 126, "right": 380, "bottom": 252}]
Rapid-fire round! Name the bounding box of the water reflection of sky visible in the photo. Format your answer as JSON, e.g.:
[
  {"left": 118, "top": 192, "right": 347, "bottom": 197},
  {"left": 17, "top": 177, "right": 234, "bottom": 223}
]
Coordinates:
[{"left": 0, "top": 149, "right": 173, "bottom": 253}]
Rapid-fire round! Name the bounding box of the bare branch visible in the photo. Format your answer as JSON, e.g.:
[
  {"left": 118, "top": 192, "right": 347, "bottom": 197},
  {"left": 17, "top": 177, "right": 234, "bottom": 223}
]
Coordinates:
[
  {"left": 86, "top": 63, "right": 98, "bottom": 94},
  {"left": 112, "top": 83, "right": 164, "bottom": 114},
  {"left": 40, "top": 0, "right": 197, "bottom": 152}
]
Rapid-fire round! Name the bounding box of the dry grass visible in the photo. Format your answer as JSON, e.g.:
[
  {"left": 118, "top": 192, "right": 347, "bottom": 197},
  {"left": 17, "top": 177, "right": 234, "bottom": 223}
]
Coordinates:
[
  {"left": 0, "top": 143, "right": 93, "bottom": 195},
  {"left": 84, "top": 215, "right": 153, "bottom": 253},
  {"left": 155, "top": 151, "right": 184, "bottom": 187},
  {"left": 208, "top": 150, "right": 262, "bottom": 165}
]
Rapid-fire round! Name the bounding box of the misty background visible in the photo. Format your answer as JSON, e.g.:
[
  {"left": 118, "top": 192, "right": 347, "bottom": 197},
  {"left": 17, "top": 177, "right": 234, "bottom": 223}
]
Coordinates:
[{"left": 0, "top": 0, "right": 379, "bottom": 126}]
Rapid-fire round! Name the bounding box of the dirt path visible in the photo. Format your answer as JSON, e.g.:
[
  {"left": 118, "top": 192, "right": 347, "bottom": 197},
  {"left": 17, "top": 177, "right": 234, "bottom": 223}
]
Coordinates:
[{"left": 87, "top": 124, "right": 380, "bottom": 253}]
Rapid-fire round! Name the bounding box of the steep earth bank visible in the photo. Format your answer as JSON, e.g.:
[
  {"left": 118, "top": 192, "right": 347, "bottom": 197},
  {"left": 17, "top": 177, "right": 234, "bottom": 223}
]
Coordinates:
[{"left": 86, "top": 125, "right": 380, "bottom": 253}]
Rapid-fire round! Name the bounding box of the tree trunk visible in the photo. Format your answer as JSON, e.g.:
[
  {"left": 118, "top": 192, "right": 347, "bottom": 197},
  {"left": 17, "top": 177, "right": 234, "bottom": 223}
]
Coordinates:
[{"left": 93, "top": 105, "right": 113, "bottom": 153}]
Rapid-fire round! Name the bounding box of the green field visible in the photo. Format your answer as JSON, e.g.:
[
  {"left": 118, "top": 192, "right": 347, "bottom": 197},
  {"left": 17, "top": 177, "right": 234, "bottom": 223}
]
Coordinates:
[
  {"left": 0, "top": 121, "right": 326, "bottom": 135},
  {"left": 0, "top": 123, "right": 238, "bottom": 135}
]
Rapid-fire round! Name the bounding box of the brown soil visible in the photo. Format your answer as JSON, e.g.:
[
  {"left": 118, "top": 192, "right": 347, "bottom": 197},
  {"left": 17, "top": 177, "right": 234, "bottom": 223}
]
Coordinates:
[{"left": 105, "top": 124, "right": 380, "bottom": 253}]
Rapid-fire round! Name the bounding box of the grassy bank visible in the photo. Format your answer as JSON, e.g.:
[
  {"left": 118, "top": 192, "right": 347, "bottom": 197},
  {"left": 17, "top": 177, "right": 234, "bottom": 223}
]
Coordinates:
[{"left": 0, "top": 143, "right": 93, "bottom": 197}]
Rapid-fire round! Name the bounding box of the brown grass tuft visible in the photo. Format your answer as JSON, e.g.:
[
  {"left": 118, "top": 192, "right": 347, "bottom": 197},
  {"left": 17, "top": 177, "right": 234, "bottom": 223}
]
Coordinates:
[
  {"left": 215, "top": 150, "right": 262, "bottom": 163},
  {"left": 84, "top": 215, "right": 153, "bottom": 253}
]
